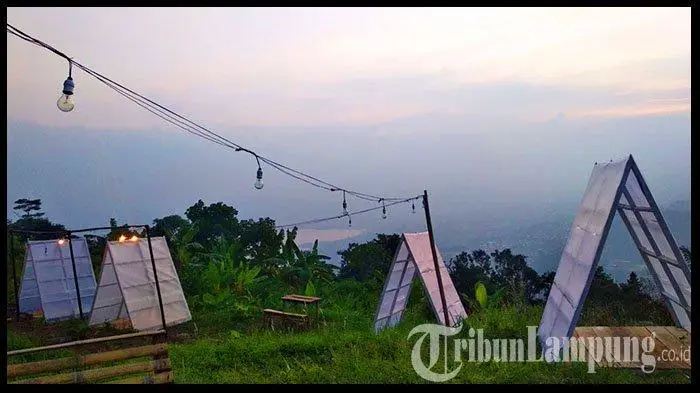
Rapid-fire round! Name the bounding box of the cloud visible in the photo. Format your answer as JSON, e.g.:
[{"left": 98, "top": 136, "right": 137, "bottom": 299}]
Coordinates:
[{"left": 7, "top": 8, "right": 689, "bottom": 129}]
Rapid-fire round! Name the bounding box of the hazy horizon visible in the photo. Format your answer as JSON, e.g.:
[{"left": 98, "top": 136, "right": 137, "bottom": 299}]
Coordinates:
[{"left": 7, "top": 7, "right": 691, "bottom": 273}]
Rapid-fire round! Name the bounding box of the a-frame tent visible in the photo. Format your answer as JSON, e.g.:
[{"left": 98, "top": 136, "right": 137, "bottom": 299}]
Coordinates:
[
  {"left": 538, "top": 155, "right": 691, "bottom": 348},
  {"left": 18, "top": 238, "right": 97, "bottom": 322},
  {"left": 374, "top": 232, "right": 467, "bottom": 332},
  {"left": 88, "top": 236, "right": 192, "bottom": 331}
]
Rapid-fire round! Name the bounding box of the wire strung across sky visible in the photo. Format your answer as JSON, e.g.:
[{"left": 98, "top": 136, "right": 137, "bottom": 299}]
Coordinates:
[{"left": 7, "top": 23, "right": 423, "bottom": 229}]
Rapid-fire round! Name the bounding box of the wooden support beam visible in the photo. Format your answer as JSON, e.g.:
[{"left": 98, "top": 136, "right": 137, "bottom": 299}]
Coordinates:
[
  {"left": 11, "top": 359, "right": 170, "bottom": 384},
  {"left": 107, "top": 371, "right": 174, "bottom": 384},
  {"left": 7, "top": 330, "right": 166, "bottom": 357},
  {"left": 8, "top": 344, "right": 167, "bottom": 378}
]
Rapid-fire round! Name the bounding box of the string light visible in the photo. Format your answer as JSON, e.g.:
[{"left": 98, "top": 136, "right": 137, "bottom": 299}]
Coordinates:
[
  {"left": 57, "top": 239, "right": 66, "bottom": 246},
  {"left": 348, "top": 214, "right": 352, "bottom": 228},
  {"left": 130, "top": 235, "right": 139, "bottom": 241},
  {"left": 255, "top": 167, "right": 264, "bottom": 190},
  {"left": 342, "top": 191, "right": 348, "bottom": 216},
  {"left": 275, "top": 196, "right": 420, "bottom": 229},
  {"left": 118, "top": 235, "right": 127, "bottom": 242},
  {"left": 236, "top": 147, "right": 264, "bottom": 190},
  {"left": 57, "top": 61, "right": 75, "bottom": 112},
  {"left": 6, "top": 23, "right": 430, "bottom": 228},
  {"left": 412, "top": 201, "right": 416, "bottom": 214}
]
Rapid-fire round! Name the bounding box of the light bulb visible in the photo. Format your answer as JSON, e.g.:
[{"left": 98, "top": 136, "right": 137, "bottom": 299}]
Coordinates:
[
  {"left": 118, "top": 235, "right": 127, "bottom": 242},
  {"left": 57, "top": 94, "right": 75, "bottom": 112},
  {"left": 412, "top": 202, "right": 416, "bottom": 214},
  {"left": 57, "top": 239, "right": 66, "bottom": 246},
  {"left": 57, "top": 76, "right": 75, "bottom": 112},
  {"left": 382, "top": 212, "right": 387, "bottom": 219},
  {"left": 348, "top": 216, "right": 352, "bottom": 228},
  {"left": 254, "top": 168, "right": 264, "bottom": 190},
  {"left": 130, "top": 235, "right": 139, "bottom": 242}
]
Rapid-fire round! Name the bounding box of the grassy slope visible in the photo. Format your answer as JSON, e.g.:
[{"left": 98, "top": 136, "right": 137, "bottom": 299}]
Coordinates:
[
  {"left": 6, "top": 281, "right": 690, "bottom": 384},
  {"left": 168, "top": 306, "right": 689, "bottom": 384}
]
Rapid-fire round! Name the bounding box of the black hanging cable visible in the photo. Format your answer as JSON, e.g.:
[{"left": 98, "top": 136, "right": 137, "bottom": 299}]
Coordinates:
[
  {"left": 275, "top": 196, "right": 421, "bottom": 229},
  {"left": 7, "top": 23, "right": 410, "bottom": 203},
  {"left": 342, "top": 190, "right": 348, "bottom": 216}
]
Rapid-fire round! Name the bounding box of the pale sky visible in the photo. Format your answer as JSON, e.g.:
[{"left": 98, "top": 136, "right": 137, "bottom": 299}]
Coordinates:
[
  {"left": 6, "top": 7, "right": 692, "bottom": 251},
  {"left": 7, "top": 7, "right": 691, "bottom": 129}
]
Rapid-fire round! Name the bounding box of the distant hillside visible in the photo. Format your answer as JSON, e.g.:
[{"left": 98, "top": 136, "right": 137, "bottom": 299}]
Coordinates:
[{"left": 313, "top": 200, "right": 691, "bottom": 282}]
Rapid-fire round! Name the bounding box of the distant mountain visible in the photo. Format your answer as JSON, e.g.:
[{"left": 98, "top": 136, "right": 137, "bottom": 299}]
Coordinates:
[{"left": 312, "top": 200, "right": 691, "bottom": 281}]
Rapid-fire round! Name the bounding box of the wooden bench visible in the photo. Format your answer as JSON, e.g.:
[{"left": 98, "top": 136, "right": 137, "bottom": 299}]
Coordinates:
[
  {"left": 263, "top": 308, "right": 310, "bottom": 331},
  {"left": 7, "top": 330, "right": 174, "bottom": 384}
]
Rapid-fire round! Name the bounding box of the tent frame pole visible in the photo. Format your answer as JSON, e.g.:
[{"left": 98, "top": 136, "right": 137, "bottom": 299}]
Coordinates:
[
  {"left": 9, "top": 231, "right": 20, "bottom": 321},
  {"left": 145, "top": 225, "right": 168, "bottom": 337},
  {"left": 66, "top": 231, "right": 84, "bottom": 319},
  {"left": 422, "top": 190, "right": 450, "bottom": 326}
]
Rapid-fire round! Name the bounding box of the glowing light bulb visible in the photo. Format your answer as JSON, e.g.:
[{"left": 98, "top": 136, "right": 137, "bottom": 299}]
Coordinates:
[
  {"left": 118, "top": 235, "right": 127, "bottom": 242},
  {"left": 130, "top": 235, "right": 139, "bottom": 242},
  {"left": 57, "top": 239, "right": 66, "bottom": 246},
  {"left": 57, "top": 77, "right": 75, "bottom": 112},
  {"left": 254, "top": 168, "right": 264, "bottom": 190}
]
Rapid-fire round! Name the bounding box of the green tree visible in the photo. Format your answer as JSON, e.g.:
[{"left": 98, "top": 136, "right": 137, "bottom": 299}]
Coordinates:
[
  {"left": 9, "top": 199, "right": 65, "bottom": 241},
  {"left": 448, "top": 249, "right": 495, "bottom": 306},
  {"left": 151, "top": 214, "right": 191, "bottom": 239},
  {"left": 289, "top": 239, "right": 335, "bottom": 289},
  {"left": 490, "top": 249, "right": 547, "bottom": 304},
  {"left": 13, "top": 198, "right": 44, "bottom": 219},
  {"left": 337, "top": 233, "right": 402, "bottom": 283},
  {"left": 238, "top": 217, "right": 284, "bottom": 265},
  {"left": 185, "top": 200, "right": 240, "bottom": 248}
]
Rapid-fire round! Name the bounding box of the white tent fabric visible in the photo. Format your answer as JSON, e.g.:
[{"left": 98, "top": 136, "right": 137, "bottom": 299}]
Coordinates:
[
  {"left": 539, "top": 155, "right": 691, "bottom": 349},
  {"left": 374, "top": 232, "right": 467, "bottom": 332},
  {"left": 18, "top": 238, "right": 97, "bottom": 322},
  {"left": 88, "top": 236, "right": 192, "bottom": 331}
]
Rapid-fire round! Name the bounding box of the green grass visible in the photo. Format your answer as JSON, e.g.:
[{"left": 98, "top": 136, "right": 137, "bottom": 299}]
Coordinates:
[
  {"left": 6, "top": 287, "right": 690, "bottom": 384},
  {"left": 167, "top": 304, "right": 690, "bottom": 384}
]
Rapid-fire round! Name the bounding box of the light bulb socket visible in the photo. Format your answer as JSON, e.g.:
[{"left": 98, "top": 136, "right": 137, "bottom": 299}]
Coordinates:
[
  {"left": 62, "top": 77, "right": 74, "bottom": 95},
  {"left": 256, "top": 167, "right": 263, "bottom": 180}
]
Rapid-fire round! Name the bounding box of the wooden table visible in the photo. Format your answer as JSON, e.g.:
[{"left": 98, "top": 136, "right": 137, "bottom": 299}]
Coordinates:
[
  {"left": 573, "top": 326, "right": 691, "bottom": 370},
  {"left": 281, "top": 294, "right": 321, "bottom": 319}
]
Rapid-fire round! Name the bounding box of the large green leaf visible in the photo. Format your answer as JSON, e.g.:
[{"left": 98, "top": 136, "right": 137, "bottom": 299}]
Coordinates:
[
  {"left": 304, "top": 280, "right": 316, "bottom": 296},
  {"left": 475, "top": 281, "right": 488, "bottom": 308}
]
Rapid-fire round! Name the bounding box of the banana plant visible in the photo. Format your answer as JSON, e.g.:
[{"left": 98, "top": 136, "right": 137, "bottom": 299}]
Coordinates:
[
  {"left": 168, "top": 223, "right": 203, "bottom": 268},
  {"left": 201, "top": 237, "right": 265, "bottom": 296},
  {"left": 292, "top": 240, "right": 334, "bottom": 288}
]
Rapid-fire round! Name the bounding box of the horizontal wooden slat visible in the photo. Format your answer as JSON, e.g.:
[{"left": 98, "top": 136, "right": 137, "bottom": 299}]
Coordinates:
[
  {"left": 263, "top": 309, "right": 307, "bottom": 318},
  {"left": 638, "top": 247, "right": 683, "bottom": 268},
  {"left": 11, "top": 359, "right": 171, "bottom": 384},
  {"left": 7, "top": 330, "right": 166, "bottom": 356},
  {"left": 660, "top": 291, "right": 691, "bottom": 312},
  {"left": 107, "top": 371, "right": 174, "bottom": 384},
  {"left": 618, "top": 203, "right": 653, "bottom": 212},
  {"left": 8, "top": 344, "right": 168, "bottom": 378}
]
